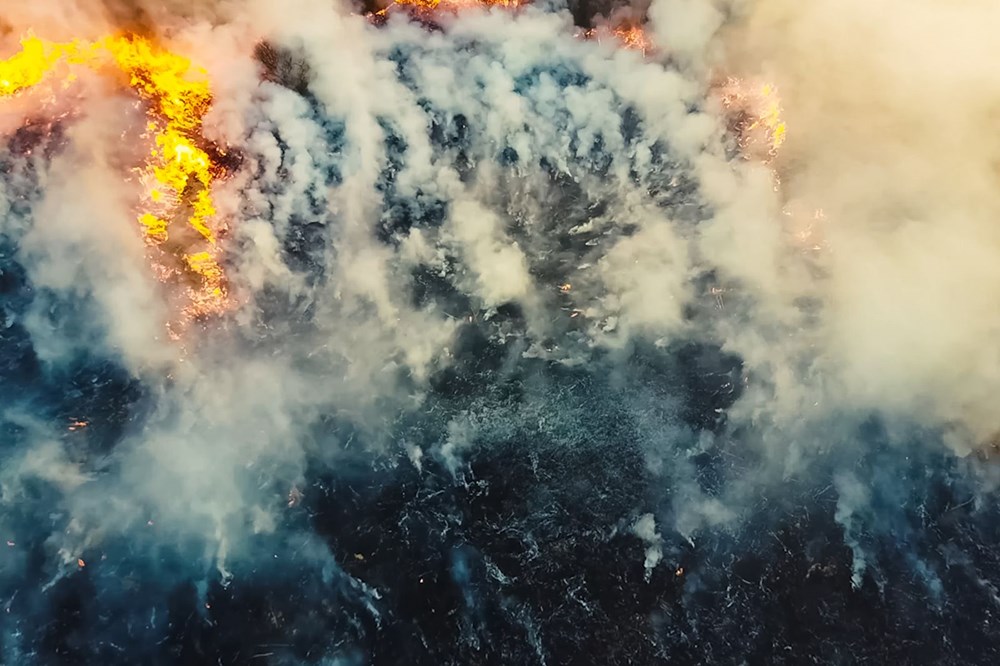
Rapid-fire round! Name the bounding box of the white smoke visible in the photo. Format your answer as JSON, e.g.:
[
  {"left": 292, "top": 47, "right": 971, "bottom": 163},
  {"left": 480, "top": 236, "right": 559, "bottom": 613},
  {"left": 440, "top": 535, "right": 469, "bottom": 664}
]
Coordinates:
[
  {"left": 0, "top": 0, "right": 996, "bottom": 627},
  {"left": 713, "top": 0, "right": 1000, "bottom": 452},
  {"left": 631, "top": 512, "right": 662, "bottom": 580}
]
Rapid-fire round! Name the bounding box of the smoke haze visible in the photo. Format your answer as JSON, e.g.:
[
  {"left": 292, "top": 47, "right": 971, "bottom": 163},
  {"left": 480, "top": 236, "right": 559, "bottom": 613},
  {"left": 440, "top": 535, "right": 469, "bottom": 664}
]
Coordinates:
[{"left": 1, "top": 0, "right": 999, "bottom": 663}]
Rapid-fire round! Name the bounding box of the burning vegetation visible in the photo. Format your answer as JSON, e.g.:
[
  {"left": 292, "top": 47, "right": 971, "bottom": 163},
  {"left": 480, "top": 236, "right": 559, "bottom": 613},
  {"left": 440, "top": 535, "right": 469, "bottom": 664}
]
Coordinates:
[
  {"left": 583, "top": 22, "right": 653, "bottom": 55},
  {"left": 715, "top": 76, "right": 788, "bottom": 161},
  {"left": 0, "top": 33, "right": 231, "bottom": 328},
  {"left": 391, "top": 0, "right": 525, "bottom": 9},
  {"left": 367, "top": 0, "right": 527, "bottom": 22},
  {"left": 0, "top": 19, "right": 783, "bottom": 340}
]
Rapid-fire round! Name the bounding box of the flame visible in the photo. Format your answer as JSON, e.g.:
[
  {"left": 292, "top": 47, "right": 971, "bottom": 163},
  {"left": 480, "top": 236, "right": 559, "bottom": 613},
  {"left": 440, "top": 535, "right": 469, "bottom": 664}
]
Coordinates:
[
  {"left": 67, "top": 419, "right": 89, "bottom": 431},
  {"left": 716, "top": 76, "right": 787, "bottom": 160},
  {"left": 612, "top": 25, "right": 652, "bottom": 55},
  {"left": 715, "top": 77, "right": 829, "bottom": 255},
  {"left": 372, "top": 0, "right": 525, "bottom": 19},
  {"left": 0, "top": 36, "right": 65, "bottom": 96},
  {"left": 393, "top": 0, "right": 523, "bottom": 7},
  {"left": 583, "top": 24, "right": 653, "bottom": 56},
  {"left": 0, "top": 34, "right": 230, "bottom": 325},
  {"left": 183, "top": 250, "right": 227, "bottom": 318}
]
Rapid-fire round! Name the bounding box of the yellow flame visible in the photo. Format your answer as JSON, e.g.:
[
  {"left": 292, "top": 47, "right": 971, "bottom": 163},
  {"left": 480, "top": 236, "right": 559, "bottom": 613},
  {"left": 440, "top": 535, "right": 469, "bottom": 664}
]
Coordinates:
[
  {"left": 0, "top": 33, "right": 229, "bottom": 322},
  {"left": 717, "top": 77, "right": 788, "bottom": 160},
  {"left": 0, "top": 36, "right": 62, "bottom": 96},
  {"left": 755, "top": 83, "right": 786, "bottom": 153}
]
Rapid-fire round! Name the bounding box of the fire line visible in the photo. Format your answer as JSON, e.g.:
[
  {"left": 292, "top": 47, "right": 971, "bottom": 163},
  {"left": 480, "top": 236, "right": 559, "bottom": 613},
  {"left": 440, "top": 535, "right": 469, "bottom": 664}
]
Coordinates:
[{"left": 0, "top": 34, "right": 231, "bottom": 324}]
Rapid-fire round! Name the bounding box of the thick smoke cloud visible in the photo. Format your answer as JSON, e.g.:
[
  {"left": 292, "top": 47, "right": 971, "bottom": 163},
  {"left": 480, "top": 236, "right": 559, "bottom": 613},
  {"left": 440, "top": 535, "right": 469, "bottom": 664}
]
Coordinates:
[
  {"left": 712, "top": 0, "right": 1000, "bottom": 451},
  {"left": 0, "top": 0, "right": 999, "bottom": 663}
]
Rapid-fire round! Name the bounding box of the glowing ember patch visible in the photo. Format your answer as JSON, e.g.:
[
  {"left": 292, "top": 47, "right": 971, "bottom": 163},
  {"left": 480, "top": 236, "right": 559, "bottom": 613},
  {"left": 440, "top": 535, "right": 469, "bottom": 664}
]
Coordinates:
[
  {"left": 184, "top": 251, "right": 228, "bottom": 317},
  {"left": 67, "top": 419, "right": 89, "bottom": 432},
  {"left": 0, "top": 34, "right": 230, "bottom": 324},
  {"left": 612, "top": 26, "right": 652, "bottom": 54}
]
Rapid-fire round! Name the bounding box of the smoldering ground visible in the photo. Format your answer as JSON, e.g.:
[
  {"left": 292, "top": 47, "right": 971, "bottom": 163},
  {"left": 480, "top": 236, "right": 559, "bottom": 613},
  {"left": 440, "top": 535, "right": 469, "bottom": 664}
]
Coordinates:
[{"left": 1, "top": 0, "right": 1000, "bottom": 664}]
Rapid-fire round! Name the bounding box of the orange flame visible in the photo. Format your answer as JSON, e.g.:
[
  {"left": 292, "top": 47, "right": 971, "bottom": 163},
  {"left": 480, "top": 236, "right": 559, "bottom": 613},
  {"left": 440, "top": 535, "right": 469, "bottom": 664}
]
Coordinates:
[
  {"left": 583, "top": 24, "right": 653, "bottom": 56},
  {"left": 372, "top": 0, "right": 525, "bottom": 19},
  {"left": 0, "top": 34, "right": 230, "bottom": 325},
  {"left": 612, "top": 25, "right": 652, "bottom": 55}
]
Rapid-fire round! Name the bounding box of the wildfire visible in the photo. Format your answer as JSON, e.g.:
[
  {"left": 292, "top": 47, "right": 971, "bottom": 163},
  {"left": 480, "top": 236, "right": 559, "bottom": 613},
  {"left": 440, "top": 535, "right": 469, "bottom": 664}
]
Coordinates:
[
  {"left": 612, "top": 25, "right": 652, "bottom": 54},
  {"left": 584, "top": 24, "right": 653, "bottom": 55},
  {"left": 395, "top": 0, "right": 523, "bottom": 7},
  {"left": 371, "top": 0, "right": 525, "bottom": 20},
  {"left": 714, "top": 76, "right": 827, "bottom": 253},
  {"left": 67, "top": 419, "right": 89, "bottom": 432},
  {"left": 0, "top": 34, "right": 230, "bottom": 325},
  {"left": 716, "top": 76, "right": 787, "bottom": 161}
]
